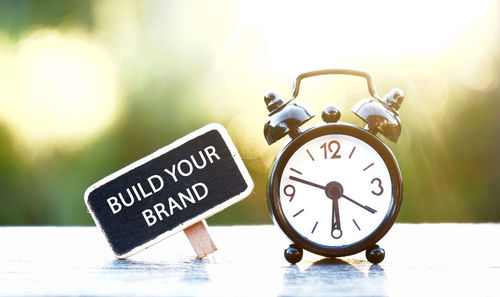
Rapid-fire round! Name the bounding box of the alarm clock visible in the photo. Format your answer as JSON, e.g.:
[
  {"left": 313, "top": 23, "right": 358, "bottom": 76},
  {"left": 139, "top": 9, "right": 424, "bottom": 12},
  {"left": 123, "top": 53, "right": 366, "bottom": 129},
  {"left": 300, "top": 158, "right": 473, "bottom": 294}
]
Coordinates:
[{"left": 263, "top": 69, "right": 404, "bottom": 264}]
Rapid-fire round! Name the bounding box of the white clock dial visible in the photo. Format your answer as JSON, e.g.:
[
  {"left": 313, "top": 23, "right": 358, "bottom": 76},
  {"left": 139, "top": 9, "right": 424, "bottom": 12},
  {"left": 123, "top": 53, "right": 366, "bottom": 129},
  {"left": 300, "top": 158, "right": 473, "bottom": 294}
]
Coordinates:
[{"left": 279, "top": 134, "right": 392, "bottom": 247}]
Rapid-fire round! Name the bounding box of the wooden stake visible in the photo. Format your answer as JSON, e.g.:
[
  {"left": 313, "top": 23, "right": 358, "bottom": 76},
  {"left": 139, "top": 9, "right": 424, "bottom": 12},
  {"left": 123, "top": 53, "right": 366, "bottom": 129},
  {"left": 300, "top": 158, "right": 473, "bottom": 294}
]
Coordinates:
[{"left": 183, "top": 220, "right": 217, "bottom": 258}]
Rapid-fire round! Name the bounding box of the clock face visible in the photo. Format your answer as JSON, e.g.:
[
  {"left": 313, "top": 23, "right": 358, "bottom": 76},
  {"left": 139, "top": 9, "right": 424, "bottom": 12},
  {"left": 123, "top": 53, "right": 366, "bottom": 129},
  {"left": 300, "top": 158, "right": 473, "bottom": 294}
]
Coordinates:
[{"left": 273, "top": 127, "right": 399, "bottom": 251}]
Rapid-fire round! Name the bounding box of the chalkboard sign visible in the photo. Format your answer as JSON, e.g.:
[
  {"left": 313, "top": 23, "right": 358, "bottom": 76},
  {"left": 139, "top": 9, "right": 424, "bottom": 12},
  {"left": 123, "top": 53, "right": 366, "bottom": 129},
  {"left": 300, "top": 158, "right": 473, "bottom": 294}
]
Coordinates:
[{"left": 84, "top": 123, "right": 254, "bottom": 258}]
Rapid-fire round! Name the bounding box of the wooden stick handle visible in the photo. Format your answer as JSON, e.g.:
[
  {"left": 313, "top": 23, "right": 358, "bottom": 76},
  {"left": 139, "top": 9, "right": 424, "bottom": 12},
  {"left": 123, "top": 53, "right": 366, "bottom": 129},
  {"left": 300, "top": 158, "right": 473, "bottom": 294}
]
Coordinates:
[{"left": 183, "top": 220, "right": 217, "bottom": 258}]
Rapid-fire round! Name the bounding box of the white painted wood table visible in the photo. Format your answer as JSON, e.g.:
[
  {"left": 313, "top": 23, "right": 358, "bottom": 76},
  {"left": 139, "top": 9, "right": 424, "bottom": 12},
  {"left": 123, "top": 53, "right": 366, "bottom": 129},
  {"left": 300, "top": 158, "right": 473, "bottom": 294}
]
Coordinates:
[{"left": 0, "top": 224, "right": 499, "bottom": 296}]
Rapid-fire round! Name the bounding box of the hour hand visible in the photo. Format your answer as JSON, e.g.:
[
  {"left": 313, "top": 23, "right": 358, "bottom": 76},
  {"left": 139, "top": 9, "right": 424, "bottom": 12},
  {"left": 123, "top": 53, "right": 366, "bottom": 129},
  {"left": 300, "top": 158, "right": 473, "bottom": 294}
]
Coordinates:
[{"left": 341, "top": 194, "right": 377, "bottom": 214}]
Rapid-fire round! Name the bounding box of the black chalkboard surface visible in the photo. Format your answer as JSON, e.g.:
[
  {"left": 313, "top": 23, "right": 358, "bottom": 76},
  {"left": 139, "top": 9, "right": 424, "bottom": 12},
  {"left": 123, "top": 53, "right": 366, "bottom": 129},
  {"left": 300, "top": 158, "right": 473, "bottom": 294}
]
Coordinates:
[{"left": 84, "top": 123, "right": 254, "bottom": 258}]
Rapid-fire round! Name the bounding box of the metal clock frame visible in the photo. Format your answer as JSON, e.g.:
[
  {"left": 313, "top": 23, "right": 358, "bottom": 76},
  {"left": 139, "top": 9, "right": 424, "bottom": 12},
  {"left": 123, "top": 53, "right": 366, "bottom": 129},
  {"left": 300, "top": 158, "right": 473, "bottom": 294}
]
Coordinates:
[{"left": 267, "top": 123, "right": 403, "bottom": 258}]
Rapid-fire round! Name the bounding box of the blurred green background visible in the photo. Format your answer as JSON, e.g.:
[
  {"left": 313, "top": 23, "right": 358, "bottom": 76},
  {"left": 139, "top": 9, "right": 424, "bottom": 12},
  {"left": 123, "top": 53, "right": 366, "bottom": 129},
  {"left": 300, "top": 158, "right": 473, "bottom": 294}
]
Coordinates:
[{"left": 0, "top": 0, "right": 499, "bottom": 225}]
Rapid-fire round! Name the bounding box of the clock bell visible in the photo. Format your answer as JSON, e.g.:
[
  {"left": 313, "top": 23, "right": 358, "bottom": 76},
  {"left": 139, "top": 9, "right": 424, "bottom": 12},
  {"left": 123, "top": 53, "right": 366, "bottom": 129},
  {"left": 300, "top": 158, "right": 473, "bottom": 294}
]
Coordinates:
[{"left": 263, "top": 69, "right": 405, "bottom": 144}]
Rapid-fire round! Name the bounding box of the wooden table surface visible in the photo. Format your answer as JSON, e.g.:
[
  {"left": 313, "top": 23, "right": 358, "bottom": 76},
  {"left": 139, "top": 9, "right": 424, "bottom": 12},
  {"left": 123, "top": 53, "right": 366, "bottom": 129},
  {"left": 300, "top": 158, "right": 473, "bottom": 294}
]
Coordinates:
[{"left": 0, "top": 224, "right": 499, "bottom": 297}]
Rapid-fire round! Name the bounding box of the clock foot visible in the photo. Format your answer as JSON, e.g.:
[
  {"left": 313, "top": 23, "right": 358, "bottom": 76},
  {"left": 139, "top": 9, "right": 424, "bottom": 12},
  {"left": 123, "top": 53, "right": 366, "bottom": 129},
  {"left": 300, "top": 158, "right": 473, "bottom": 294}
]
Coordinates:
[
  {"left": 284, "top": 244, "right": 303, "bottom": 264},
  {"left": 366, "top": 244, "right": 385, "bottom": 264}
]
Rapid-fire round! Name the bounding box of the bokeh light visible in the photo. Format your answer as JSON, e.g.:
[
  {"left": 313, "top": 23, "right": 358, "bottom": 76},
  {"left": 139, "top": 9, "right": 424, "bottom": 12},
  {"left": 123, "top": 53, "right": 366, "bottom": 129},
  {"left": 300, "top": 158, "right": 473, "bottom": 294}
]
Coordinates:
[
  {"left": 0, "top": 0, "right": 499, "bottom": 225},
  {"left": 0, "top": 29, "right": 119, "bottom": 155}
]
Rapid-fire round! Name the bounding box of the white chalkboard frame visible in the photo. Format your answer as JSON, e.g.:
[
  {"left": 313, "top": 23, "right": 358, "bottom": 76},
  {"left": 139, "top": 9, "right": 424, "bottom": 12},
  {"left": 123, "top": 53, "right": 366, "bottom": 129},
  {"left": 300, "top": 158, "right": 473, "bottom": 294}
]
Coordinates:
[{"left": 84, "top": 123, "right": 254, "bottom": 258}]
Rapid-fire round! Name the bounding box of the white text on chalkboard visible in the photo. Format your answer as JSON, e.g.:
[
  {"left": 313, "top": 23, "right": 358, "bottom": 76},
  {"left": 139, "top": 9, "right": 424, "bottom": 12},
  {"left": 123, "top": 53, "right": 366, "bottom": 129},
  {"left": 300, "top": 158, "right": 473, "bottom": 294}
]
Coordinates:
[
  {"left": 106, "top": 146, "right": 220, "bottom": 216},
  {"left": 141, "top": 182, "right": 208, "bottom": 227}
]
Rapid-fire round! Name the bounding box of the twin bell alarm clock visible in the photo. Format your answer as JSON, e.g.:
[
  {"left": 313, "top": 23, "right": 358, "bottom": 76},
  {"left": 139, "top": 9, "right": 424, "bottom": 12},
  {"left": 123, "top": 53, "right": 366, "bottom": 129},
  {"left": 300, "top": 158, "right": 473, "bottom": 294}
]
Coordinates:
[{"left": 263, "top": 69, "right": 404, "bottom": 264}]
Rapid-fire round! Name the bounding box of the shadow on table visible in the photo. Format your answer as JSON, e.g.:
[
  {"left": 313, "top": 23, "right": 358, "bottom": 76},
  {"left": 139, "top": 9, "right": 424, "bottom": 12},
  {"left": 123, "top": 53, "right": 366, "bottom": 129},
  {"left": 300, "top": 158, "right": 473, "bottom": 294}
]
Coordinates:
[
  {"left": 98, "top": 258, "right": 210, "bottom": 294},
  {"left": 280, "top": 258, "right": 387, "bottom": 296}
]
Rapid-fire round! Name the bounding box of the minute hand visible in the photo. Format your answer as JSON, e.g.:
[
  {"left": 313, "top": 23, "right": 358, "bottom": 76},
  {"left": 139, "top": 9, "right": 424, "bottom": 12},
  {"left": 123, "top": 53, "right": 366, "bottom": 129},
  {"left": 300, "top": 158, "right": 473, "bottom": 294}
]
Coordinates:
[
  {"left": 289, "top": 176, "right": 326, "bottom": 190},
  {"left": 341, "top": 194, "right": 377, "bottom": 214}
]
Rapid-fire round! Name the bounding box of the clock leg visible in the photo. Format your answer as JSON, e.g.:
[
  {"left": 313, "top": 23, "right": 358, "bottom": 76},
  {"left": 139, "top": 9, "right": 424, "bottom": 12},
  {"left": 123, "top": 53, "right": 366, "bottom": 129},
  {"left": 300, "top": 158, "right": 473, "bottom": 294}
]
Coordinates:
[
  {"left": 284, "top": 243, "right": 303, "bottom": 264},
  {"left": 366, "top": 244, "right": 385, "bottom": 264}
]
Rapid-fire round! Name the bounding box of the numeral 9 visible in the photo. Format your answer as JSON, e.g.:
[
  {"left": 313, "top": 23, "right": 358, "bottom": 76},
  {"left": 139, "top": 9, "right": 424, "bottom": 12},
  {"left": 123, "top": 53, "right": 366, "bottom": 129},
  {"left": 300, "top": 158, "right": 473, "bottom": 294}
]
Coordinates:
[{"left": 284, "top": 185, "right": 296, "bottom": 202}]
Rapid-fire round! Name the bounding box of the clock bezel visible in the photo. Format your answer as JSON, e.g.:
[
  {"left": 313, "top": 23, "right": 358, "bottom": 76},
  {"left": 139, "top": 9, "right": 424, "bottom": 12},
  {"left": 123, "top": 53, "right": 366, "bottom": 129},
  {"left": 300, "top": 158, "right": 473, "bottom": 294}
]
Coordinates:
[{"left": 267, "top": 123, "right": 403, "bottom": 258}]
